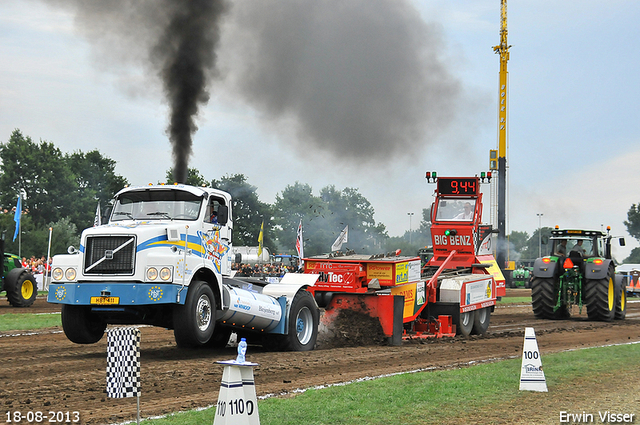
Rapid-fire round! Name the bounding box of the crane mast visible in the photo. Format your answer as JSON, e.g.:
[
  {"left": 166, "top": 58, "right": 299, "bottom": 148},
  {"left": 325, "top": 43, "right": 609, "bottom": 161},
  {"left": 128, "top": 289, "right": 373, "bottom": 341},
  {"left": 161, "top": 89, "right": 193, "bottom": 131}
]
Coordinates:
[{"left": 492, "top": 0, "right": 510, "bottom": 274}]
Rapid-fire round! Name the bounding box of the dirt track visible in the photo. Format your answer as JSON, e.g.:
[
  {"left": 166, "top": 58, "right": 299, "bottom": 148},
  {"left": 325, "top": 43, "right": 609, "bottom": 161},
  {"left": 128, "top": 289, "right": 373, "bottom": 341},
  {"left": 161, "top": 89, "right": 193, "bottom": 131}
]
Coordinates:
[{"left": 1, "top": 290, "right": 640, "bottom": 425}]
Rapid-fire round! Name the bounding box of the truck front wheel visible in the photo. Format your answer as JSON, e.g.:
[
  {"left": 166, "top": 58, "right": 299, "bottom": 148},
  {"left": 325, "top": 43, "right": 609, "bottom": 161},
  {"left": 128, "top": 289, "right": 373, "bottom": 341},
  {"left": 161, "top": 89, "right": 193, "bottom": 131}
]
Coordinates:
[
  {"left": 61, "top": 305, "right": 106, "bottom": 344},
  {"left": 173, "top": 280, "right": 216, "bottom": 347}
]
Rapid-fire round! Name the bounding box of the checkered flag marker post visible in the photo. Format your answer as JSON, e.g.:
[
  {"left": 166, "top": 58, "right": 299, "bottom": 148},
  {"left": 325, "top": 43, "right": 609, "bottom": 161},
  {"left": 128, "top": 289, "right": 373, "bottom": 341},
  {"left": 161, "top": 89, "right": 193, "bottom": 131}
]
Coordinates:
[{"left": 107, "top": 327, "right": 142, "bottom": 423}]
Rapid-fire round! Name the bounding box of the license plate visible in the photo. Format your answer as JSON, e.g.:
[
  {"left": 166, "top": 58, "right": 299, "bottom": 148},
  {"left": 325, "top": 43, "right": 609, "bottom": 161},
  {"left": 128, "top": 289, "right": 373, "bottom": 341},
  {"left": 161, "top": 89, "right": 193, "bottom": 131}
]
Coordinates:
[{"left": 90, "top": 296, "right": 120, "bottom": 305}]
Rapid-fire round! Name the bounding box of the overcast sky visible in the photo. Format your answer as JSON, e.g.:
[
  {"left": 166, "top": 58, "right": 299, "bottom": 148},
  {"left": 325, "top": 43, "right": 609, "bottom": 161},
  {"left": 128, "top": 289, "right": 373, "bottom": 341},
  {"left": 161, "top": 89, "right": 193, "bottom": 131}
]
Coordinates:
[{"left": 1, "top": 0, "right": 638, "bottom": 260}]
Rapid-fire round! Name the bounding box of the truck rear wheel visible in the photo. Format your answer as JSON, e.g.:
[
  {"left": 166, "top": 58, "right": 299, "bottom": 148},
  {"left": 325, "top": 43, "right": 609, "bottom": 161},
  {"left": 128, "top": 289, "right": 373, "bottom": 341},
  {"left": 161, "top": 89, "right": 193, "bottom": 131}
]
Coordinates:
[
  {"left": 61, "top": 304, "right": 106, "bottom": 344},
  {"left": 472, "top": 307, "right": 490, "bottom": 335},
  {"left": 173, "top": 280, "right": 216, "bottom": 347},
  {"left": 531, "top": 277, "right": 569, "bottom": 319},
  {"left": 5, "top": 269, "right": 38, "bottom": 307},
  {"left": 281, "top": 291, "right": 318, "bottom": 351},
  {"left": 585, "top": 269, "right": 615, "bottom": 321}
]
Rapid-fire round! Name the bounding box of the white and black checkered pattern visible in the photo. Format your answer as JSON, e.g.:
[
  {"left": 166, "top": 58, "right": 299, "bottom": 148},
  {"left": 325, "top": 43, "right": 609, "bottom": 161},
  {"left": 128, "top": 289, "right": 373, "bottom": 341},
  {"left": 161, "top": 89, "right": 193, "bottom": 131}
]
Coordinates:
[{"left": 106, "top": 327, "right": 141, "bottom": 398}]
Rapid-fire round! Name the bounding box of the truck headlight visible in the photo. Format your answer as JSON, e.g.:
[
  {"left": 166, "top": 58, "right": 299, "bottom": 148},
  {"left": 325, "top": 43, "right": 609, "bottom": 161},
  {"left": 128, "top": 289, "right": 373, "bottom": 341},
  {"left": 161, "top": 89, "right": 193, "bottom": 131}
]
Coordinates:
[
  {"left": 160, "top": 267, "right": 172, "bottom": 281},
  {"left": 65, "top": 268, "right": 77, "bottom": 281},
  {"left": 52, "top": 267, "right": 64, "bottom": 281},
  {"left": 146, "top": 267, "right": 158, "bottom": 281}
]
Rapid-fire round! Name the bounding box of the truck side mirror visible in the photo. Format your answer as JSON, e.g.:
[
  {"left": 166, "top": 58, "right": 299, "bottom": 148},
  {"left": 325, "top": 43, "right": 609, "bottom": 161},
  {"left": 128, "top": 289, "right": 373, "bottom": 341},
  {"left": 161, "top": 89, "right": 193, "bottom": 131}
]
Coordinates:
[
  {"left": 619, "top": 237, "right": 626, "bottom": 247},
  {"left": 217, "top": 205, "right": 229, "bottom": 225}
]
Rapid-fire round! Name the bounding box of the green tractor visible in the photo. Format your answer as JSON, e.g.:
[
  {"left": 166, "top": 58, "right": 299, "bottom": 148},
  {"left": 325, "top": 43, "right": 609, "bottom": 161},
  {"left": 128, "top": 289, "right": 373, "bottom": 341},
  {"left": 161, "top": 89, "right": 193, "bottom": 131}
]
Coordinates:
[
  {"left": 0, "top": 238, "right": 38, "bottom": 307},
  {"left": 530, "top": 227, "right": 626, "bottom": 321}
]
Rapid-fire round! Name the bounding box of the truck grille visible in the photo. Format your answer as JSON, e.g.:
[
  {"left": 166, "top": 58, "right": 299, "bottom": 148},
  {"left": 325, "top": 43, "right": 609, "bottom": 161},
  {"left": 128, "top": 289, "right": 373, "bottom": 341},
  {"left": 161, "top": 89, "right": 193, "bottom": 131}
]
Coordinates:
[{"left": 84, "top": 236, "right": 136, "bottom": 275}]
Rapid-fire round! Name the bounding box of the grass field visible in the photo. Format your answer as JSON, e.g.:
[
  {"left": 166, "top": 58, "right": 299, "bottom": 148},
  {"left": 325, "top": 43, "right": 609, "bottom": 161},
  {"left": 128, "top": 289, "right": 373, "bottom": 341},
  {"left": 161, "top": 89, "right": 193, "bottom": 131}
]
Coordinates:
[{"left": 138, "top": 343, "right": 640, "bottom": 425}]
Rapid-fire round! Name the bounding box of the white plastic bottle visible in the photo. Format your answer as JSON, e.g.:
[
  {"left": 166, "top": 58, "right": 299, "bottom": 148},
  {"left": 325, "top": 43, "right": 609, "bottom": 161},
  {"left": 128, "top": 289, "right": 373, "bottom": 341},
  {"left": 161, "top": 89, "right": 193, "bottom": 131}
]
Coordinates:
[{"left": 236, "top": 337, "right": 247, "bottom": 363}]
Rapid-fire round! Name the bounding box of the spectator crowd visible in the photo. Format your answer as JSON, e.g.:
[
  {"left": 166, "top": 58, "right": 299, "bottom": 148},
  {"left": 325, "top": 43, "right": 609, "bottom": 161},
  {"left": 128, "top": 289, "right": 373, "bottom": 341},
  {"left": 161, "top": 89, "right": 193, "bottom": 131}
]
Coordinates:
[{"left": 232, "top": 262, "right": 298, "bottom": 278}]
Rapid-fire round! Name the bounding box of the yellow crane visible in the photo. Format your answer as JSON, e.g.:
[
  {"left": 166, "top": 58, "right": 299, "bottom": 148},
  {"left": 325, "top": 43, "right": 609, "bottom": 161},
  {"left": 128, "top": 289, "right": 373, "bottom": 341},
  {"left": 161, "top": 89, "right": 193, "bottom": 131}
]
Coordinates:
[{"left": 492, "top": 0, "right": 511, "bottom": 275}]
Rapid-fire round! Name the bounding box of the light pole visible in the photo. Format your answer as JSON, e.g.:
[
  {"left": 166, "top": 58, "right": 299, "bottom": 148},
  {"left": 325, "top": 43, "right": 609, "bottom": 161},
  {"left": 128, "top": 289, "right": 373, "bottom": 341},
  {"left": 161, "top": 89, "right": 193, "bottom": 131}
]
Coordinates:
[
  {"left": 536, "top": 213, "right": 543, "bottom": 257},
  {"left": 407, "top": 212, "right": 414, "bottom": 244}
]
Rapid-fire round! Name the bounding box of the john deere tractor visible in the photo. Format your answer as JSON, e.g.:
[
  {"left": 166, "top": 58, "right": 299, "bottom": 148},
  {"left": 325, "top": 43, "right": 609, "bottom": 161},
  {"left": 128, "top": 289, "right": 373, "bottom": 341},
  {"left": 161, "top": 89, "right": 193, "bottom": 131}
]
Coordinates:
[
  {"left": 0, "top": 238, "right": 38, "bottom": 307},
  {"left": 530, "top": 227, "right": 626, "bottom": 321}
]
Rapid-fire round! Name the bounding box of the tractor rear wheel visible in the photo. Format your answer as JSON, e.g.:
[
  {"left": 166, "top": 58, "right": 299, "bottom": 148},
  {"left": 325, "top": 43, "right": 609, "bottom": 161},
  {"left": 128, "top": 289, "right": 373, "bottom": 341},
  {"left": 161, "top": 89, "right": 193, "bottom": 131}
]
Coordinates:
[
  {"left": 584, "top": 269, "right": 616, "bottom": 321},
  {"left": 531, "top": 277, "right": 569, "bottom": 319},
  {"left": 614, "top": 277, "right": 627, "bottom": 320},
  {"left": 471, "top": 307, "right": 491, "bottom": 335},
  {"left": 455, "top": 311, "right": 474, "bottom": 337},
  {"left": 61, "top": 304, "right": 107, "bottom": 344},
  {"left": 6, "top": 269, "right": 38, "bottom": 307}
]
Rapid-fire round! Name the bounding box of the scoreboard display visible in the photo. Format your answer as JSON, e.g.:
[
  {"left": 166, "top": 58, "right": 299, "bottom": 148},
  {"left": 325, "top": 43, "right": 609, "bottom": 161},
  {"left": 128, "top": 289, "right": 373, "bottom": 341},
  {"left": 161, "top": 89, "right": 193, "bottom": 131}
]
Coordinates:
[{"left": 437, "top": 177, "right": 479, "bottom": 195}]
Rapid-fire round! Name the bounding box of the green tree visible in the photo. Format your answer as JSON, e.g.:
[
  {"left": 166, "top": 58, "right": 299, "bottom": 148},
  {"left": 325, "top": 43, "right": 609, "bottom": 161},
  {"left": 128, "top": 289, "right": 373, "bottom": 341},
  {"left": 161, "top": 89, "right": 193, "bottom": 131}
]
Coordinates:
[
  {"left": 274, "top": 183, "right": 387, "bottom": 257},
  {"left": 211, "top": 174, "right": 273, "bottom": 249},
  {"left": 507, "top": 230, "right": 530, "bottom": 262},
  {"left": 0, "top": 130, "right": 76, "bottom": 228},
  {"left": 273, "top": 182, "right": 322, "bottom": 255},
  {"left": 68, "top": 150, "right": 129, "bottom": 230},
  {"left": 520, "top": 227, "right": 554, "bottom": 261},
  {"left": 165, "top": 167, "right": 208, "bottom": 187},
  {"left": 624, "top": 203, "right": 640, "bottom": 241}
]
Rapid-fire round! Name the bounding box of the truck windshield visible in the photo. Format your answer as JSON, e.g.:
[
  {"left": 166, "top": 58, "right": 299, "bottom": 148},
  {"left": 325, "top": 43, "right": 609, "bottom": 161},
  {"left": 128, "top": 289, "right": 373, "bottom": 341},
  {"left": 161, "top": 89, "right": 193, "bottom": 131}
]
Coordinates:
[
  {"left": 111, "top": 189, "right": 203, "bottom": 222},
  {"left": 435, "top": 198, "right": 476, "bottom": 221}
]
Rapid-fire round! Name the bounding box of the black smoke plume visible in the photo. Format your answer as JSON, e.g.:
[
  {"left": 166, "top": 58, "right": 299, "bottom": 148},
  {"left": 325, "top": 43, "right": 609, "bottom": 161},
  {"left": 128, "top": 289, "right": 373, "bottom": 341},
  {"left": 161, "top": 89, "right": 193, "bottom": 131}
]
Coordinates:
[{"left": 44, "top": 0, "right": 227, "bottom": 183}]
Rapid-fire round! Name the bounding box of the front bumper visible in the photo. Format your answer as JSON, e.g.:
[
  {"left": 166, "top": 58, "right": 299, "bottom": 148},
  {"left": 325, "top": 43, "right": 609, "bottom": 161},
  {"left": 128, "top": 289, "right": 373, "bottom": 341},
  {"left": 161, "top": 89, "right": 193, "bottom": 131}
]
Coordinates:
[{"left": 47, "top": 282, "right": 187, "bottom": 306}]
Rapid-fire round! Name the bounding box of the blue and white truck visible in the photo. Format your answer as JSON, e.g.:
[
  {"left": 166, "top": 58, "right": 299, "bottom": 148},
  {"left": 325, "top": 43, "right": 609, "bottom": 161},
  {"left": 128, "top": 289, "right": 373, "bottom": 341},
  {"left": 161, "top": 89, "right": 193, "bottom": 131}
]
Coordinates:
[{"left": 47, "top": 184, "right": 319, "bottom": 350}]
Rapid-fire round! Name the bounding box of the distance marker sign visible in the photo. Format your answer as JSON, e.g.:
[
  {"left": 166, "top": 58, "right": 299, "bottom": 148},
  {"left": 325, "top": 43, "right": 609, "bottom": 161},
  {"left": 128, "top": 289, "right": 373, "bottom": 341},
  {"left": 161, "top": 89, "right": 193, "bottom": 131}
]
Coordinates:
[{"left": 519, "top": 327, "right": 548, "bottom": 392}]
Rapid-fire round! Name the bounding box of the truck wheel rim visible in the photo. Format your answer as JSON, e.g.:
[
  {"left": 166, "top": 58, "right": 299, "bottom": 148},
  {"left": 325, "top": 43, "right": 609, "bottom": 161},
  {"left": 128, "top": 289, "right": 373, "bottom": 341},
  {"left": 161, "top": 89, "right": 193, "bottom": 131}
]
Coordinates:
[
  {"left": 196, "top": 295, "right": 212, "bottom": 331},
  {"left": 296, "top": 306, "right": 313, "bottom": 345},
  {"left": 21, "top": 280, "right": 34, "bottom": 299}
]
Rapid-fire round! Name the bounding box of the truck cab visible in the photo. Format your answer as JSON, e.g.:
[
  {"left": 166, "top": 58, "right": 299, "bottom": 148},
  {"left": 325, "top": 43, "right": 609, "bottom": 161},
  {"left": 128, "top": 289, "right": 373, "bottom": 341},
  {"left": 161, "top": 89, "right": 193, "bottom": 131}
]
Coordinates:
[{"left": 48, "top": 184, "right": 319, "bottom": 351}]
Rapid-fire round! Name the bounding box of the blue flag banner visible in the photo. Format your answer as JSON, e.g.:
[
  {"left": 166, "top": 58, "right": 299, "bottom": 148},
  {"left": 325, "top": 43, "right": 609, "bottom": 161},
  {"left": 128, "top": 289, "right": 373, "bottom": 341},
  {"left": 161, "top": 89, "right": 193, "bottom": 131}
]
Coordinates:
[{"left": 13, "top": 196, "right": 21, "bottom": 242}]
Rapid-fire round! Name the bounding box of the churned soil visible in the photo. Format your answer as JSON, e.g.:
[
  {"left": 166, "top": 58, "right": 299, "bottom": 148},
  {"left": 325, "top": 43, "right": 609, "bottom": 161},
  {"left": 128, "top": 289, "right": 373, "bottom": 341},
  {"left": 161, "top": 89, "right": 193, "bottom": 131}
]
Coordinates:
[{"left": 1, "top": 290, "right": 639, "bottom": 424}]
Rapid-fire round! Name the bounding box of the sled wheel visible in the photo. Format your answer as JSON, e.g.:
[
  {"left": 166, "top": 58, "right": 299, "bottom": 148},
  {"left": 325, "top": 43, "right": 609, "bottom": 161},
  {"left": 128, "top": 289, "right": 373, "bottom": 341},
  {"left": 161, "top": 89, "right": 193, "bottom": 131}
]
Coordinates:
[
  {"left": 173, "top": 280, "right": 216, "bottom": 347},
  {"left": 61, "top": 304, "right": 106, "bottom": 344},
  {"left": 456, "top": 311, "right": 474, "bottom": 337},
  {"left": 471, "top": 307, "right": 491, "bottom": 335}
]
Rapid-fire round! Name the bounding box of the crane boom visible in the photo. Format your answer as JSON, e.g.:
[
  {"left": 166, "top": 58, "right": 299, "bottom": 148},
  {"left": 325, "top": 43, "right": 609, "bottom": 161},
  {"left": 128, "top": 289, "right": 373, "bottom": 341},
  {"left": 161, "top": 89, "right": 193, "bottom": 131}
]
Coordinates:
[{"left": 492, "top": 0, "right": 511, "bottom": 275}]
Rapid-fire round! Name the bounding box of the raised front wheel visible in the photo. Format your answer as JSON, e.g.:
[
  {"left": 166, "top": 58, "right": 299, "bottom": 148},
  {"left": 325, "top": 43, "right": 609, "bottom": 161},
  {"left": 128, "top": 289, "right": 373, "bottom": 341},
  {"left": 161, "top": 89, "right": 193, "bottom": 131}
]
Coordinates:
[
  {"left": 61, "top": 304, "right": 106, "bottom": 344},
  {"left": 173, "top": 280, "right": 216, "bottom": 347}
]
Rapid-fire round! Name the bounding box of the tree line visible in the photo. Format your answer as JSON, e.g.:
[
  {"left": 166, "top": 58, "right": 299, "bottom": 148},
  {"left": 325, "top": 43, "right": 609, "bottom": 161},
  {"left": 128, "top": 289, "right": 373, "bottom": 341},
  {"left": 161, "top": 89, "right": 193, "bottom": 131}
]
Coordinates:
[{"left": 1, "top": 129, "right": 639, "bottom": 264}]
